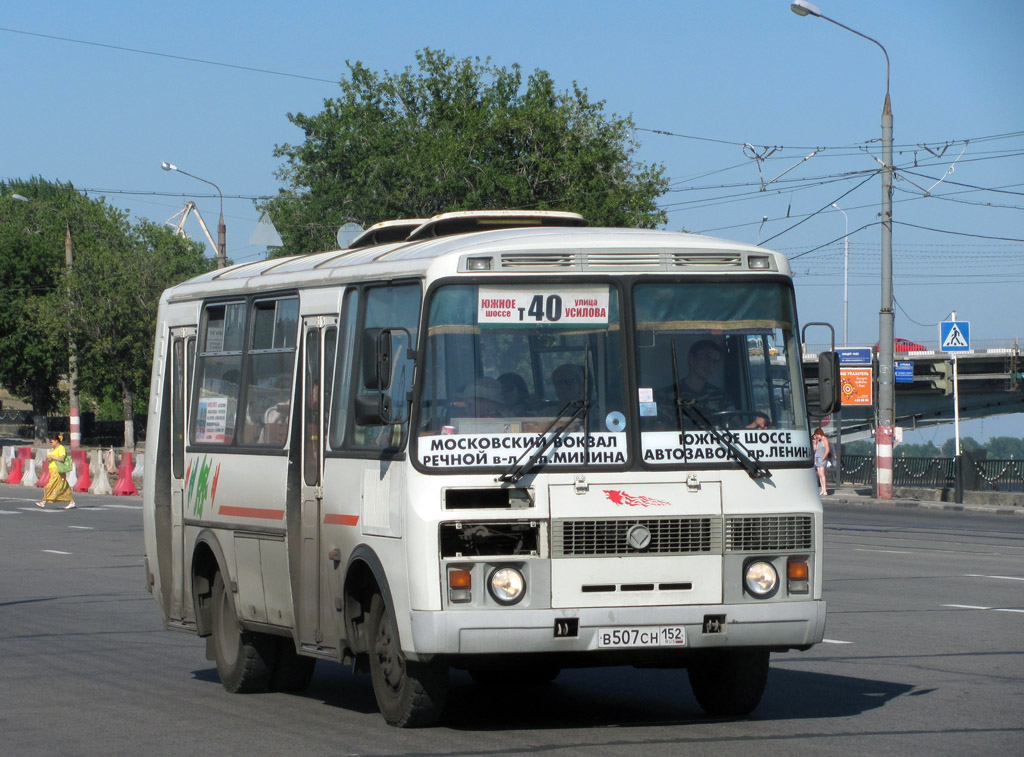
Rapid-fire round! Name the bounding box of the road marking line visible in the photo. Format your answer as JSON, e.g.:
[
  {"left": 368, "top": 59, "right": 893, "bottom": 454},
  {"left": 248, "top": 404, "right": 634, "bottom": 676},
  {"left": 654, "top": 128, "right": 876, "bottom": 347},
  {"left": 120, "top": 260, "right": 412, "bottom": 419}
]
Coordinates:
[
  {"left": 993, "top": 608, "right": 1024, "bottom": 614},
  {"left": 943, "top": 604, "right": 991, "bottom": 610},
  {"left": 965, "top": 574, "right": 1024, "bottom": 581},
  {"left": 68, "top": 525, "right": 93, "bottom": 530},
  {"left": 103, "top": 504, "right": 142, "bottom": 509},
  {"left": 42, "top": 550, "right": 71, "bottom": 555},
  {"left": 822, "top": 638, "right": 854, "bottom": 644},
  {"left": 0, "top": 510, "right": 21, "bottom": 514}
]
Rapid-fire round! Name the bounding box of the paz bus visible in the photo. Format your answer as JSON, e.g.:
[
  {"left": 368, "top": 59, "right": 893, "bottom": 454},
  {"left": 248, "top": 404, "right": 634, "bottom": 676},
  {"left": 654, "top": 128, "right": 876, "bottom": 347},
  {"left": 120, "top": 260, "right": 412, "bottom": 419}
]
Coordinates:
[{"left": 143, "top": 210, "right": 837, "bottom": 726}]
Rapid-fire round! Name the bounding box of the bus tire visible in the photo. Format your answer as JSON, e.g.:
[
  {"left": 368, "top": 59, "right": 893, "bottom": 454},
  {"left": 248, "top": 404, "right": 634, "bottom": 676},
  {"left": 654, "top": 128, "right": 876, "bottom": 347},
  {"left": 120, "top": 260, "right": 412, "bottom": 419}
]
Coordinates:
[
  {"left": 270, "top": 638, "right": 317, "bottom": 693},
  {"left": 687, "top": 648, "right": 769, "bottom": 717},
  {"left": 211, "top": 572, "right": 277, "bottom": 693},
  {"left": 368, "top": 592, "right": 448, "bottom": 727}
]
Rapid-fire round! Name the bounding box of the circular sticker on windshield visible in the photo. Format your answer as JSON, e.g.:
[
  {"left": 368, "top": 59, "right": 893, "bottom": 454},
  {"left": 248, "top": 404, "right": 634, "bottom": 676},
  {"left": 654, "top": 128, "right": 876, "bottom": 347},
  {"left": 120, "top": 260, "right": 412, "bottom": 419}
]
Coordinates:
[{"left": 606, "top": 411, "right": 626, "bottom": 432}]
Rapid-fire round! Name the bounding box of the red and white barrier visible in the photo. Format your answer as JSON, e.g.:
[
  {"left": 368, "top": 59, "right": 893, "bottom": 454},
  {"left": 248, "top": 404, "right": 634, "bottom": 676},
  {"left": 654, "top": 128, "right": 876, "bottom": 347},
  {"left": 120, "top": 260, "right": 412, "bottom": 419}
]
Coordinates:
[
  {"left": 22, "top": 449, "right": 40, "bottom": 487},
  {"left": 6, "top": 457, "right": 24, "bottom": 485},
  {"left": 73, "top": 450, "right": 91, "bottom": 493},
  {"left": 112, "top": 451, "right": 138, "bottom": 496},
  {"left": 89, "top": 450, "right": 112, "bottom": 494}
]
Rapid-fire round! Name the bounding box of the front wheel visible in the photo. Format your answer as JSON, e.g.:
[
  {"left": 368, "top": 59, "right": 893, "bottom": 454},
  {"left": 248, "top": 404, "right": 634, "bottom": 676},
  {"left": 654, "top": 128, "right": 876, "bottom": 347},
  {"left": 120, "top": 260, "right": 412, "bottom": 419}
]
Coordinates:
[
  {"left": 687, "top": 648, "right": 769, "bottom": 717},
  {"left": 368, "top": 593, "right": 448, "bottom": 727},
  {"left": 210, "top": 572, "right": 277, "bottom": 693}
]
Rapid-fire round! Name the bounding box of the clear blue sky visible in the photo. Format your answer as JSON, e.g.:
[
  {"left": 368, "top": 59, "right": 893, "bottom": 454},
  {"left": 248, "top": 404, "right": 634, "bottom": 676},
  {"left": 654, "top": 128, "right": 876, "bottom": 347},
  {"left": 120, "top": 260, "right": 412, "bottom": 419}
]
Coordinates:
[{"left": 3, "top": 0, "right": 1022, "bottom": 444}]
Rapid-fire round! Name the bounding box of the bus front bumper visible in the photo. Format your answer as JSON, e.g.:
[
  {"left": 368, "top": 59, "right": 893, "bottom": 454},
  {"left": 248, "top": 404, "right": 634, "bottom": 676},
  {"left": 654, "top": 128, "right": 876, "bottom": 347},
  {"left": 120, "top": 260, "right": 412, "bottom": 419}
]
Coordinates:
[{"left": 406, "top": 600, "right": 825, "bottom": 659}]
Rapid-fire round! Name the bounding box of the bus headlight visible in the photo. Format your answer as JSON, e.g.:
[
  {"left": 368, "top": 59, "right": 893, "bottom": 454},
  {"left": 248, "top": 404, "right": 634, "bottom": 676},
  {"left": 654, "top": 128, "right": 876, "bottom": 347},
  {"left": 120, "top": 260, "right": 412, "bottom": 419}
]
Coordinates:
[
  {"left": 488, "top": 566, "right": 526, "bottom": 605},
  {"left": 744, "top": 560, "right": 779, "bottom": 598}
]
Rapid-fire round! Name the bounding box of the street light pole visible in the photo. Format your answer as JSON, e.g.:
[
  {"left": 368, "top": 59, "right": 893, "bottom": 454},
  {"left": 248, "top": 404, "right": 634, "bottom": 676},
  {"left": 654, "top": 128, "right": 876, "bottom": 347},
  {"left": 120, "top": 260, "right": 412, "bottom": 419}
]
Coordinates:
[
  {"left": 12, "top": 193, "right": 81, "bottom": 448},
  {"left": 831, "top": 202, "right": 849, "bottom": 347},
  {"left": 792, "top": 0, "right": 895, "bottom": 499},
  {"left": 161, "top": 162, "right": 227, "bottom": 268}
]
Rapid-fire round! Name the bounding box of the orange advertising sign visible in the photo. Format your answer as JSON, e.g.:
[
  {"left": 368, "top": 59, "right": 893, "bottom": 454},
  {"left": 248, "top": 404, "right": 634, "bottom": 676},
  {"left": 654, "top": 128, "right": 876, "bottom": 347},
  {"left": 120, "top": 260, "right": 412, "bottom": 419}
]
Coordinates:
[{"left": 840, "top": 366, "right": 873, "bottom": 406}]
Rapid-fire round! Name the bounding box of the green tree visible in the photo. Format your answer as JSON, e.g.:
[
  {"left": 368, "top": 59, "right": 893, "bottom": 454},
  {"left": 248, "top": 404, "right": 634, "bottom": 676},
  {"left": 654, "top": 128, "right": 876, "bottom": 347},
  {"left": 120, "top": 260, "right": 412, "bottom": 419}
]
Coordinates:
[
  {"left": 941, "top": 436, "right": 981, "bottom": 457},
  {"left": 0, "top": 178, "right": 104, "bottom": 441},
  {"left": 261, "top": 49, "right": 669, "bottom": 255},
  {"left": 66, "top": 218, "right": 211, "bottom": 448}
]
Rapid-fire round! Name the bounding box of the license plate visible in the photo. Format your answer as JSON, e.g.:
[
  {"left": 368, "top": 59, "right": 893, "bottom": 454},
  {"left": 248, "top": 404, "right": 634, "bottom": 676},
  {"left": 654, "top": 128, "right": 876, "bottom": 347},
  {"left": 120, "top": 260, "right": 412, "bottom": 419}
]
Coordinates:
[{"left": 596, "top": 625, "right": 686, "bottom": 648}]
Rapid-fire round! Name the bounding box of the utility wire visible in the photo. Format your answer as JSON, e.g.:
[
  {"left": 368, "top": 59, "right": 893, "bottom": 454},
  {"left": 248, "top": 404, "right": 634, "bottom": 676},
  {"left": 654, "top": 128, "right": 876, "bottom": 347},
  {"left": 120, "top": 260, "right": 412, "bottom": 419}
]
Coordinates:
[{"left": 0, "top": 25, "right": 338, "bottom": 84}]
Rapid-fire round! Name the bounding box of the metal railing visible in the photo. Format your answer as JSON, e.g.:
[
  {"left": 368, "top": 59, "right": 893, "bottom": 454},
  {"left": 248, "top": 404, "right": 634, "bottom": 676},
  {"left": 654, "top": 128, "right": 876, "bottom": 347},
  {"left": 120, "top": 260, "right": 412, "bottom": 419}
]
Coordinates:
[{"left": 839, "top": 454, "right": 1024, "bottom": 493}]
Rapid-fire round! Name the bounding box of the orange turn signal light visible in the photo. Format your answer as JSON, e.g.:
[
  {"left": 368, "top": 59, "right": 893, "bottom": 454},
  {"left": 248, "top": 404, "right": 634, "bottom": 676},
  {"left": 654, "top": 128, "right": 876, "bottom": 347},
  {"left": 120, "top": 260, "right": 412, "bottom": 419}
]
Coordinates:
[
  {"left": 787, "top": 560, "right": 809, "bottom": 581},
  {"left": 448, "top": 569, "right": 472, "bottom": 589}
]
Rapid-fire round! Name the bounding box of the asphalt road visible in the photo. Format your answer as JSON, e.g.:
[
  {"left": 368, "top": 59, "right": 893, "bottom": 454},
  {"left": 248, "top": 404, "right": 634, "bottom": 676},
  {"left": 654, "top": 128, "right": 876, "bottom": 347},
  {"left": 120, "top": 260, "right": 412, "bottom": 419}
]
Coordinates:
[{"left": 1, "top": 484, "right": 1021, "bottom": 755}]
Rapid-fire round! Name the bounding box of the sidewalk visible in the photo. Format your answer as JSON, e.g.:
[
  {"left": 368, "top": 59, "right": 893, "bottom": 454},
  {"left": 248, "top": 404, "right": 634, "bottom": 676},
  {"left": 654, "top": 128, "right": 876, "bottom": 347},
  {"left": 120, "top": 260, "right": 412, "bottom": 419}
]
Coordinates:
[{"left": 823, "top": 485, "right": 1024, "bottom": 516}]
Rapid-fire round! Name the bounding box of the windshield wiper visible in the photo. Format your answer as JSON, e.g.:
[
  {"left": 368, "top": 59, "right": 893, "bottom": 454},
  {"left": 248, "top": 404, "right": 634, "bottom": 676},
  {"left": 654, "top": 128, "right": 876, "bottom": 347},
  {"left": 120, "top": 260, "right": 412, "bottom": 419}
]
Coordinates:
[
  {"left": 668, "top": 342, "right": 771, "bottom": 481},
  {"left": 497, "top": 398, "right": 589, "bottom": 484}
]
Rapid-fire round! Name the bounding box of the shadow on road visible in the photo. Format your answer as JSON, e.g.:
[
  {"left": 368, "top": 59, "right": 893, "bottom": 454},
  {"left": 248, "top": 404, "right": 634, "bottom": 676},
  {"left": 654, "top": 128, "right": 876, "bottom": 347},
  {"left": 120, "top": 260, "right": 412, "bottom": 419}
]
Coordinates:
[{"left": 191, "top": 661, "right": 915, "bottom": 729}]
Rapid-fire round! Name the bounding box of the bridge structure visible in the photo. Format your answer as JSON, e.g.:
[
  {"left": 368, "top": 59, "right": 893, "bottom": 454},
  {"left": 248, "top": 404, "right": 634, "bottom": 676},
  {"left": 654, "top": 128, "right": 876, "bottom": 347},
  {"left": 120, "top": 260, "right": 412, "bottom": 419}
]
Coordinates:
[{"left": 802, "top": 339, "right": 1023, "bottom": 443}]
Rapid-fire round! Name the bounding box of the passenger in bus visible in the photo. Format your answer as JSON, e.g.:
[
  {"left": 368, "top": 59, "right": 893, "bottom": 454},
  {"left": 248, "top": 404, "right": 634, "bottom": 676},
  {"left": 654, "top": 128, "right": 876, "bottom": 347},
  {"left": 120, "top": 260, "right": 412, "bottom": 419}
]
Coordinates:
[
  {"left": 551, "top": 363, "right": 588, "bottom": 406},
  {"left": 498, "top": 372, "right": 531, "bottom": 415},
  {"left": 451, "top": 377, "right": 508, "bottom": 419}
]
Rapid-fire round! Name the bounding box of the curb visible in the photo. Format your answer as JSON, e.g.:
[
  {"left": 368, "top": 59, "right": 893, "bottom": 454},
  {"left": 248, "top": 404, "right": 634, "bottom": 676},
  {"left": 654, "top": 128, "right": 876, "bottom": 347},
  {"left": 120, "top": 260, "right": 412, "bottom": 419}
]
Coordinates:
[{"left": 823, "top": 492, "right": 1024, "bottom": 516}]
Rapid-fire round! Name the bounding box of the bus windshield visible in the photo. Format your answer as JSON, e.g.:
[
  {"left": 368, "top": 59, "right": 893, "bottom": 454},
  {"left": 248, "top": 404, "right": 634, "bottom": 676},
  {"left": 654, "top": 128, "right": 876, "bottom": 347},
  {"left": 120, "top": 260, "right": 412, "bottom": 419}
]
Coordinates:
[
  {"left": 416, "top": 282, "right": 628, "bottom": 472},
  {"left": 414, "top": 279, "right": 810, "bottom": 472},
  {"left": 634, "top": 280, "right": 809, "bottom": 466}
]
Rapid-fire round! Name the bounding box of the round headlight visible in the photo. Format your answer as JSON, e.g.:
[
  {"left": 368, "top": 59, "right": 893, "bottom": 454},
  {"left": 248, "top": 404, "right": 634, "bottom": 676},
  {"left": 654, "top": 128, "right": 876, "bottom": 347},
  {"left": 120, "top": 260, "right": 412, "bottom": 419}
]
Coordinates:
[
  {"left": 744, "top": 560, "right": 779, "bottom": 597},
  {"left": 488, "top": 567, "right": 526, "bottom": 605}
]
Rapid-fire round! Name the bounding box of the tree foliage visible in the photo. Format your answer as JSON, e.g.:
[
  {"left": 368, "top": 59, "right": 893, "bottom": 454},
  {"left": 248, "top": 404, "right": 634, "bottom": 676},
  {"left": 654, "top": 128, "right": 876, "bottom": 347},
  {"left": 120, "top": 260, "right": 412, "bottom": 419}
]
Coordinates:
[
  {"left": 260, "top": 49, "right": 669, "bottom": 255},
  {"left": 66, "top": 218, "right": 212, "bottom": 447},
  {"left": 1, "top": 178, "right": 212, "bottom": 446}
]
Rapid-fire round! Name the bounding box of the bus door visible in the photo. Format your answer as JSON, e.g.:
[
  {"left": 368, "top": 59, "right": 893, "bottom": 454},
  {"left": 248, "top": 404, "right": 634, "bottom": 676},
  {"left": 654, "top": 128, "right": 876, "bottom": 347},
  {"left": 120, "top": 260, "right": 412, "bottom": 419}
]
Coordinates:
[
  {"left": 168, "top": 326, "right": 196, "bottom": 622},
  {"left": 297, "top": 316, "right": 337, "bottom": 649}
]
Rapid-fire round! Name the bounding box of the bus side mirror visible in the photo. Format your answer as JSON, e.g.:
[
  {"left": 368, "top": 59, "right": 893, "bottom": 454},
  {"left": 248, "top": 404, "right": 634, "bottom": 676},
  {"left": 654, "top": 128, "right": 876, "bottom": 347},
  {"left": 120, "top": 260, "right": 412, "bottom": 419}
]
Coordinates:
[
  {"left": 354, "top": 393, "right": 392, "bottom": 426},
  {"left": 362, "top": 328, "right": 392, "bottom": 390},
  {"left": 818, "top": 351, "right": 841, "bottom": 414}
]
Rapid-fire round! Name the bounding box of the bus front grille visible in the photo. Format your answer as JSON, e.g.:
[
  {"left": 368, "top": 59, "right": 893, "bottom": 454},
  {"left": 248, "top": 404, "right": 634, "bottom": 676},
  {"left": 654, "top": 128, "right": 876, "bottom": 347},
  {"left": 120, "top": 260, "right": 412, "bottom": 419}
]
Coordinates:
[
  {"left": 724, "top": 515, "right": 813, "bottom": 552},
  {"left": 552, "top": 517, "right": 721, "bottom": 557}
]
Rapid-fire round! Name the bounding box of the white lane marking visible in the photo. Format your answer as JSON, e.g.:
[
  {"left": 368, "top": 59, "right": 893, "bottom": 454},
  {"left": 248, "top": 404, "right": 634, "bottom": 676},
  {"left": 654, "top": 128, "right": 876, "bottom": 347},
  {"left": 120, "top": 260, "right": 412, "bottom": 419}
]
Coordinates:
[
  {"left": 965, "top": 574, "right": 1024, "bottom": 582},
  {"left": 943, "top": 604, "right": 991, "bottom": 610},
  {"left": 854, "top": 548, "right": 910, "bottom": 554},
  {"left": 822, "top": 638, "right": 854, "bottom": 644},
  {"left": 0, "top": 509, "right": 21, "bottom": 514},
  {"left": 993, "top": 608, "right": 1024, "bottom": 614},
  {"left": 68, "top": 525, "right": 93, "bottom": 530},
  {"left": 42, "top": 550, "right": 71, "bottom": 555},
  {"left": 102, "top": 504, "right": 142, "bottom": 509}
]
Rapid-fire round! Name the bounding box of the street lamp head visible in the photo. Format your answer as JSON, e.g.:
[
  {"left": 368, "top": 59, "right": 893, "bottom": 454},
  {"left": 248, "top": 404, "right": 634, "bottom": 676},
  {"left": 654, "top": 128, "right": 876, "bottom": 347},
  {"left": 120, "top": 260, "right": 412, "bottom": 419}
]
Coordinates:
[
  {"left": 790, "top": 0, "right": 822, "bottom": 17},
  {"left": 161, "top": 162, "right": 177, "bottom": 172}
]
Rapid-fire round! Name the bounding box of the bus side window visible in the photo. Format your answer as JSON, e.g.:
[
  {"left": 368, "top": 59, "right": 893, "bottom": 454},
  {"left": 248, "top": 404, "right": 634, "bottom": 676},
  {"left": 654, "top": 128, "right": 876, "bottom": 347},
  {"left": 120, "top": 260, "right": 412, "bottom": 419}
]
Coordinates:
[
  {"left": 350, "top": 283, "right": 421, "bottom": 451},
  {"left": 328, "top": 289, "right": 360, "bottom": 451}
]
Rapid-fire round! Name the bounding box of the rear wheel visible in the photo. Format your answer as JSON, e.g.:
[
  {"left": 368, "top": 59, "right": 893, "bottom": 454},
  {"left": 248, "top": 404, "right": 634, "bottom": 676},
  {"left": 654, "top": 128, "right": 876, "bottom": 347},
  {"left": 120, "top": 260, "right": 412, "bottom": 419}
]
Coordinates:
[
  {"left": 687, "top": 648, "right": 769, "bottom": 717},
  {"left": 368, "top": 593, "right": 448, "bottom": 727},
  {"left": 210, "top": 572, "right": 277, "bottom": 693}
]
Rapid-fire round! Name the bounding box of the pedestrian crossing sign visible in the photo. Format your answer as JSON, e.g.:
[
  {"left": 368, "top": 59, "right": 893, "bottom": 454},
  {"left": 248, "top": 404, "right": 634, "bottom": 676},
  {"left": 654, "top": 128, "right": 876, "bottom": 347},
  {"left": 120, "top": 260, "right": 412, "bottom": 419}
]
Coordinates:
[{"left": 940, "top": 320, "right": 970, "bottom": 353}]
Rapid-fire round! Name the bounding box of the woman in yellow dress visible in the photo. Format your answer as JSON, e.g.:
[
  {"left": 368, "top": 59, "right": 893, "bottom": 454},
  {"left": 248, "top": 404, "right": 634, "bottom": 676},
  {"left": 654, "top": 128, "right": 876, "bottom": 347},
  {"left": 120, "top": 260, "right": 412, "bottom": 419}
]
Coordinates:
[{"left": 35, "top": 432, "right": 76, "bottom": 510}]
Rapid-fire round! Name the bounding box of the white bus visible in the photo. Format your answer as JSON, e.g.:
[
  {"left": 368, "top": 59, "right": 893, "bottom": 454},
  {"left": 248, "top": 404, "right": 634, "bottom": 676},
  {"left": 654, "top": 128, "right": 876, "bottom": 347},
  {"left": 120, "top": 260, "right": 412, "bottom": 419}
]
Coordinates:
[{"left": 143, "top": 210, "right": 836, "bottom": 727}]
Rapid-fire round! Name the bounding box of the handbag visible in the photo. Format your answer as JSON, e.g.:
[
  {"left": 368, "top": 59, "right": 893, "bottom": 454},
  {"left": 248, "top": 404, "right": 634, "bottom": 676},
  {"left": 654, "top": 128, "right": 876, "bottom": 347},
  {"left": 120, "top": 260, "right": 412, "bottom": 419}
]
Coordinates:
[{"left": 56, "top": 456, "right": 74, "bottom": 474}]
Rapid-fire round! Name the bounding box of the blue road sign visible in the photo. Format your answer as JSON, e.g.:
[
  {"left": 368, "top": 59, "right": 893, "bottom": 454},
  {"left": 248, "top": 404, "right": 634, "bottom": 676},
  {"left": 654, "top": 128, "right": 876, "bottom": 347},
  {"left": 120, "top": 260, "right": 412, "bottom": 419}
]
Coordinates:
[
  {"left": 940, "top": 321, "right": 970, "bottom": 353},
  {"left": 894, "top": 361, "right": 914, "bottom": 383},
  {"left": 837, "top": 347, "right": 873, "bottom": 365}
]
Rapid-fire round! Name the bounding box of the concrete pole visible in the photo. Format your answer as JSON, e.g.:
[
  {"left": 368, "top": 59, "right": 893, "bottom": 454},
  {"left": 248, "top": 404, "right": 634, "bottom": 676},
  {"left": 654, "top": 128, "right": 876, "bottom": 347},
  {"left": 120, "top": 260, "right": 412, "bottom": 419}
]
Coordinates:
[
  {"left": 65, "top": 223, "right": 80, "bottom": 449},
  {"left": 877, "top": 93, "right": 895, "bottom": 499}
]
